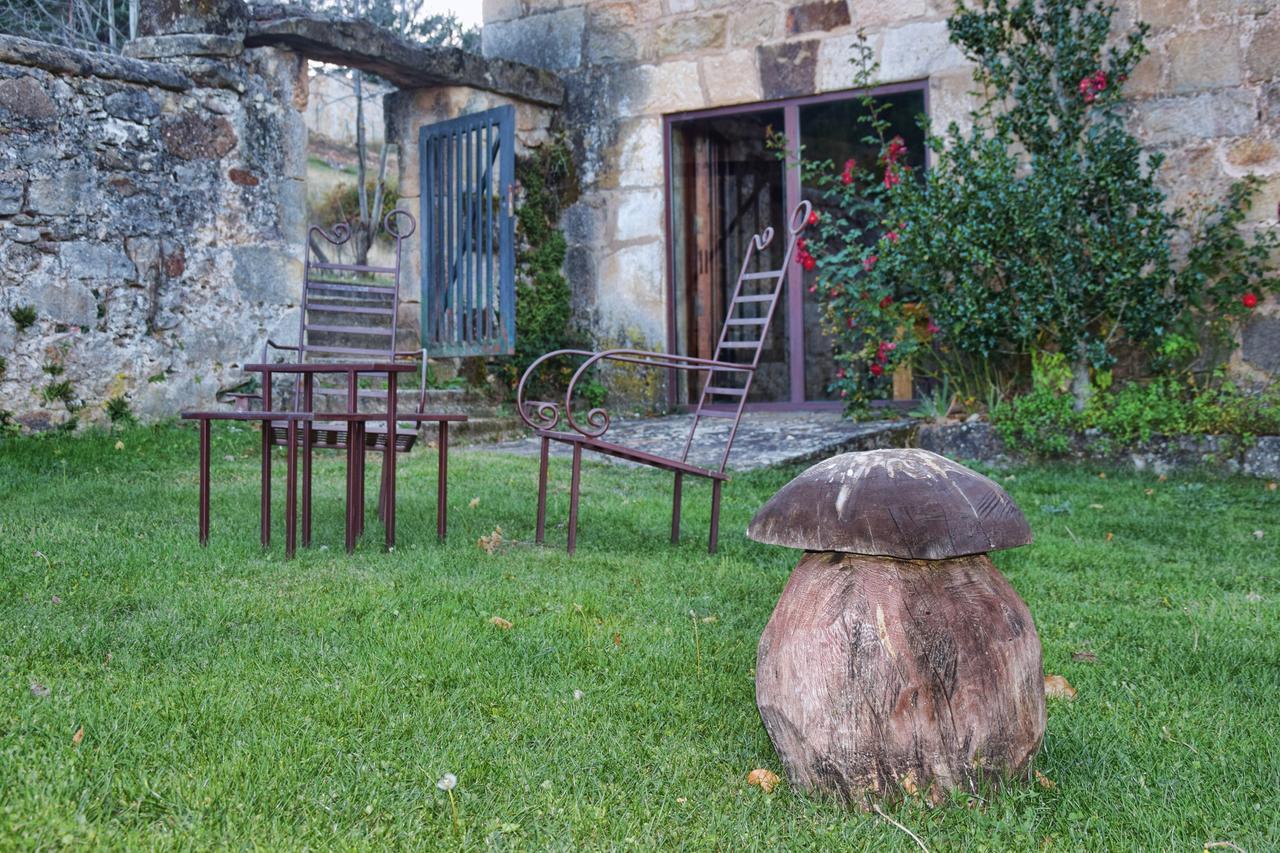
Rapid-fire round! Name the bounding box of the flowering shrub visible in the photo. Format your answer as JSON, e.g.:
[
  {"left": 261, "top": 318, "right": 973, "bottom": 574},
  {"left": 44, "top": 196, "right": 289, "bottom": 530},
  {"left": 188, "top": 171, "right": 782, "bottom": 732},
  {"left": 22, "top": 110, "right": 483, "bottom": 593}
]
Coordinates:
[{"left": 800, "top": 0, "right": 1278, "bottom": 414}]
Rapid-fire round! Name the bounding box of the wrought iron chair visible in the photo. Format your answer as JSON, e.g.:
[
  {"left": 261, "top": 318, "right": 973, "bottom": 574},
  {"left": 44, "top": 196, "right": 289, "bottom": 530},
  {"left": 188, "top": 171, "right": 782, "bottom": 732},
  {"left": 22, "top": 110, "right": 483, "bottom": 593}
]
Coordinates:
[
  {"left": 234, "top": 208, "right": 465, "bottom": 545},
  {"left": 516, "top": 201, "right": 811, "bottom": 554}
]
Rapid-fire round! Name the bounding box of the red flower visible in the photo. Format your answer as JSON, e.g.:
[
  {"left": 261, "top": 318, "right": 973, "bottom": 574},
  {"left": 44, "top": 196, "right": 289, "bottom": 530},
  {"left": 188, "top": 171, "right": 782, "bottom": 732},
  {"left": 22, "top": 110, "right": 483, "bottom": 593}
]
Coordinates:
[
  {"left": 796, "top": 238, "right": 806, "bottom": 250},
  {"left": 886, "top": 136, "right": 907, "bottom": 164},
  {"left": 1243, "top": 292, "right": 1259, "bottom": 309},
  {"left": 802, "top": 255, "right": 816, "bottom": 271},
  {"left": 1079, "top": 70, "right": 1107, "bottom": 103},
  {"left": 841, "top": 158, "right": 855, "bottom": 185},
  {"left": 847, "top": 316, "right": 856, "bottom": 329},
  {"left": 808, "top": 284, "right": 817, "bottom": 294},
  {"left": 870, "top": 363, "right": 884, "bottom": 377},
  {"left": 926, "top": 319, "right": 941, "bottom": 335},
  {"left": 836, "top": 368, "right": 846, "bottom": 379},
  {"left": 883, "top": 167, "right": 901, "bottom": 189},
  {"left": 1093, "top": 70, "right": 1107, "bottom": 90},
  {"left": 862, "top": 254, "right": 878, "bottom": 272},
  {"left": 807, "top": 210, "right": 820, "bottom": 226},
  {"left": 885, "top": 230, "right": 899, "bottom": 243},
  {"left": 879, "top": 295, "right": 894, "bottom": 309}
]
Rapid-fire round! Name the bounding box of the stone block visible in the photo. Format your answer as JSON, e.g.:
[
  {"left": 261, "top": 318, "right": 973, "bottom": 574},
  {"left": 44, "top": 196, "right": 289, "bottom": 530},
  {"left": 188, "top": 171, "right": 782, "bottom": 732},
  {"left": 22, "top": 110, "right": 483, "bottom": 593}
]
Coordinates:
[
  {"left": 159, "top": 112, "right": 238, "bottom": 160},
  {"left": 1135, "top": 0, "right": 1192, "bottom": 29},
  {"left": 231, "top": 246, "right": 301, "bottom": 303},
  {"left": 483, "top": 0, "right": 525, "bottom": 23},
  {"left": 847, "top": 0, "right": 932, "bottom": 29},
  {"left": 1226, "top": 137, "right": 1279, "bottom": 170},
  {"left": 615, "top": 117, "right": 664, "bottom": 187},
  {"left": 1124, "top": 52, "right": 1163, "bottom": 98},
  {"left": 123, "top": 34, "right": 243, "bottom": 60},
  {"left": 1200, "top": 0, "right": 1276, "bottom": 19},
  {"left": 1241, "top": 311, "right": 1280, "bottom": 372},
  {"left": 650, "top": 14, "right": 728, "bottom": 60},
  {"left": 1243, "top": 175, "right": 1280, "bottom": 223},
  {"left": 731, "top": 9, "right": 778, "bottom": 47},
  {"left": 612, "top": 188, "right": 664, "bottom": 243},
  {"left": 1243, "top": 436, "right": 1280, "bottom": 479},
  {"left": 1246, "top": 15, "right": 1280, "bottom": 83},
  {"left": 482, "top": 7, "right": 586, "bottom": 71},
  {"left": 597, "top": 240, "right": 666, "bottom": 341},
  {"left": 786, "top": 1, "right": 852, "bottom": 34},
  {"left": 816, "top": 32, "right": 871, "bottom": 92},
  {"left": 1136, "top": 90, "right": 1255, "bottom": 145},
  {"left": 1166, "top": 27, "right": 1242, "bottom": 93},
  {"left": 701, "top": 49, "right": 763, "bottom": 105},
  {"left": 617, "top": 62, "right": 705, "bottom": 117},
  {"left": 0, "top": 179, "right": 23, "bottom": 215},
  {"left": 0, "top": 75, "right": 56, "bottom": 120},
  {"left": 34, "top": 280, "right": 98, "bottom": 327},
  {"left": 758, "top": 39, "right": 819, "bottom": 100},
  {"left": 61, "top": 241, "right": 137, "bottom": 281},
  {"left": 879, "top": 20, "right": 966, "bottom": 82},
  {"left": 103, "top": 89, "right": 161, "bottom": 122},
  {"left": 136, "top": 0, "right": 248, "bottom": 36}
]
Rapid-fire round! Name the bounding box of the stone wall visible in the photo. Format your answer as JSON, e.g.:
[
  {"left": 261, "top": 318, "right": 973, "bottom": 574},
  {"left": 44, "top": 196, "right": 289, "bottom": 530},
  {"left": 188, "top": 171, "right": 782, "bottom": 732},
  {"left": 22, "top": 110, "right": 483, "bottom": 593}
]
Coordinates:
[
  {"left": 0, "top": 35, "right": 308, "bottom": 428},
  {"left": 481, "top": 0, "right": 1280, "bottom": 397}
]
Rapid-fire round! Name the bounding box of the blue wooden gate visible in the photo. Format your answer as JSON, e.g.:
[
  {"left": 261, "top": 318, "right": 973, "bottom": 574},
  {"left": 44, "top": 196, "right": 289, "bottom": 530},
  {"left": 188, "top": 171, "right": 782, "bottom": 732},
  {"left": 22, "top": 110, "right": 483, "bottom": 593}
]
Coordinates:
[{"left": 419, "top": 105, "right": 516, "bottom": 357}]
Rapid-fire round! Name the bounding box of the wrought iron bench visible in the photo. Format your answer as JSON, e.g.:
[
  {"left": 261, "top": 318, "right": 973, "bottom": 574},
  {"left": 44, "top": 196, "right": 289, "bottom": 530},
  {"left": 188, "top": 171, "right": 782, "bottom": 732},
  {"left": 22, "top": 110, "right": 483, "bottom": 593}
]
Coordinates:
[
  {"left": 516, "top": 201, "right": 811, "bottom": 554},
  {"left": 231, "top": 209, "right": 465, "bottom": 547}
]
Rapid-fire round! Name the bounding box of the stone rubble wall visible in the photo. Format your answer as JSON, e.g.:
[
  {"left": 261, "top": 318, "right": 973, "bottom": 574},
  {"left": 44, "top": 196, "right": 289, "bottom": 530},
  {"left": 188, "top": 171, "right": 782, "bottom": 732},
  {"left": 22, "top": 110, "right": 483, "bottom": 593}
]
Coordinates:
[
  {"left": 481, "top": 0, "right": 1280, "bottom": 404},
  {"left": 0, "top": 35, "right": 308, "bottom": 428}
]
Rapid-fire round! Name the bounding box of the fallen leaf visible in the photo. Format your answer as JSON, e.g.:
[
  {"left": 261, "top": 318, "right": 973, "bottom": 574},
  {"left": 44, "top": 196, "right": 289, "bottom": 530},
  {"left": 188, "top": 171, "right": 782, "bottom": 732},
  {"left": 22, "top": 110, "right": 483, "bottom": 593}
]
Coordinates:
[
  {"left": 675, "top": 796, "right": 687, "bottom": 804},
  {"left": 30, "top": 682, "right": 50, "bottom": 698},
  {"left": 1158, "top": 474, "right": 1167, "bottom": 482},
  {"left": 1035, "top": 770, "right": 1056, "bottom": 790},
  {"left": 1253, "top": 530, "right": 1265, "bottom": 539},
  {"left": 1071, "top": 650, "right": 1098, "bottom": 663},
  {"left": 103, "top": 653, "right": 112, "bottom": 668},
  {"left": 612, "top": 632, "right": 621, "bottom": 646},
  {"left": 1088, "top": 503, "right": 1104, "bottom": 510},
  {"left": 700, "top": 615, "right": 718, "bottom": 624},
  {"left": 1267, "top": 482, "right": 1278, "bottom": 492},
  {"left": 746, "top": 768, "right": 780, "bottom": 793},
  {"left": 477, "top": 526, "right": 504, "bottom": 554},
  {"left": 468, "top": 497, "right": 480, "bottom": 509},
  {"left": 1246, "top": 591, "right": 1262, "bottom": 603},
  {"left": 71, "top": 726, "right": 83, "bottom": 746},
  {"left": 1105, "top": 532, "right": 1114, "bottom": 542},
  {"left": 113, "top": 440, "right": 124, "bottom": 451},
  {"left": 900, "top": 770, "right": 919, "bottom": 796},
  {"left": 572, "top": 689, "right": 584, "bottom": 701},
  {"left": 1097, "top": 472, "right": 1106, "bottom": 480},
  {"left": 489, "top": 615, "right": 513, "bottom": 630},
  {"left": 1144, "top": 488, "right": 1154, "bottom": 496},
  {"left": 224, "top": 454, "right": 235, "bottom": 461},
  {"left": 1044, "top": 674, "right": 1077, "bottom": 700},
  {"left": 51, "top": 595, "right": 62, "bottom": 605}
]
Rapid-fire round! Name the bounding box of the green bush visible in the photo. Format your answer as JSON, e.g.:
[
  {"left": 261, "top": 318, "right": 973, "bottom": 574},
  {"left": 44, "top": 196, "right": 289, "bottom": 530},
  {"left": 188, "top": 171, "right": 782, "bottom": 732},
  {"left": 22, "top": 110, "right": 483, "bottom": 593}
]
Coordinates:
[
  {"left": 800, "top": 0, "right": 1277, "bottom": 414},
  {"left": 9, "top": 304, "right": 36, "bottom": 333}
]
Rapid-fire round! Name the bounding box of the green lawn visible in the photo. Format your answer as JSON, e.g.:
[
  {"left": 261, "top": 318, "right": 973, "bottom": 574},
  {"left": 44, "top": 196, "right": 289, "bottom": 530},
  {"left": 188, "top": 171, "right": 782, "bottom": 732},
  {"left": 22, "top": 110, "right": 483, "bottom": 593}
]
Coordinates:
[{"left": 1, "top": 424, "right": 1278, "bottom": 849}]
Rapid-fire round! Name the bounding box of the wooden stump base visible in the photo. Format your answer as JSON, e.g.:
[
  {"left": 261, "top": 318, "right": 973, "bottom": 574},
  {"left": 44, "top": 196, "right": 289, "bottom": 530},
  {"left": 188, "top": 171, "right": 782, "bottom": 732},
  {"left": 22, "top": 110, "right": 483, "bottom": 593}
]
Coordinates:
[{"left": 755, "top": 551, "right": 1045, "bottom": 805}]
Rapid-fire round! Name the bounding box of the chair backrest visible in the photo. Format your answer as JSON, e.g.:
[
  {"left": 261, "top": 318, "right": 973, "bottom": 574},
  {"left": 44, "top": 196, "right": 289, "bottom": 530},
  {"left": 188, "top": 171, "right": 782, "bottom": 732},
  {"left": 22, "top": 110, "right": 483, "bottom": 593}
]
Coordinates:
[
  {"left": 681, "top": 200, "right": 811, "bottom": 473},
  {"left": 293, "top": 209, "right": 416, "bottom": 411}
]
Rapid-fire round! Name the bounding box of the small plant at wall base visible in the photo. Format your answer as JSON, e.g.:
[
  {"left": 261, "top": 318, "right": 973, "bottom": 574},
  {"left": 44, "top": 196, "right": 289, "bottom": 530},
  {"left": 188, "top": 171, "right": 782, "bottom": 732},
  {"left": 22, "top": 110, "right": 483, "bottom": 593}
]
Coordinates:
[
  {"left": 9, "top": 304, "right": 37, "bottom": 333},
  {"left": 800, "top": 0, "right": 1277, "bottom": 416}
]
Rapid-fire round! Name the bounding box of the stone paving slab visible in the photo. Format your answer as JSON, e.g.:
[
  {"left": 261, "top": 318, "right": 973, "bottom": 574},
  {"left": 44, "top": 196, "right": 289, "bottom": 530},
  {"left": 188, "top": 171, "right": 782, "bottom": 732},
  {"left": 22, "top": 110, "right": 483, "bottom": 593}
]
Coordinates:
[{"left": 471, "top": 411, "right": 917, "bottom": 472}]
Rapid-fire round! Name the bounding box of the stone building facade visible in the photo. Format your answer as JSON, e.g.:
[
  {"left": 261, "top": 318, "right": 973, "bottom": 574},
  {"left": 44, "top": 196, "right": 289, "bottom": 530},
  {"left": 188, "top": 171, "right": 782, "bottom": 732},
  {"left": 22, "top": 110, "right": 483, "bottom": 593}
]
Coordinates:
[{"left": 481, "top": 0, "right": 1280, "bottom": 405}]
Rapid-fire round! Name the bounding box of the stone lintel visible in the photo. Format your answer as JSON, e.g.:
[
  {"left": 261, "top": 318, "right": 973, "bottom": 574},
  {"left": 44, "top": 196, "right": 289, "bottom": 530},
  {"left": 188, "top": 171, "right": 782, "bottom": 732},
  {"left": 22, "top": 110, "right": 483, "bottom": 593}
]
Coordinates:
[
  {"left": 244, "top": 16, "right": 565, "bottom": 108},
  {"left": 0, "top": 33, "right": 193, "bottom": 91}
]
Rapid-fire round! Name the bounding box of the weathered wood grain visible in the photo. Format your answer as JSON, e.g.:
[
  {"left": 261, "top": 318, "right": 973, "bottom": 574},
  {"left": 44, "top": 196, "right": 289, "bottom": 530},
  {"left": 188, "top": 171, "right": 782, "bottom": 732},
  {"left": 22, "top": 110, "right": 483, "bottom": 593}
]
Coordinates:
[
  {"left": 747, "top": 449, "right": 1033, "bottom": 559},
  {"left": 756, "top": 551, "right": 1045, "bottom": 804}
]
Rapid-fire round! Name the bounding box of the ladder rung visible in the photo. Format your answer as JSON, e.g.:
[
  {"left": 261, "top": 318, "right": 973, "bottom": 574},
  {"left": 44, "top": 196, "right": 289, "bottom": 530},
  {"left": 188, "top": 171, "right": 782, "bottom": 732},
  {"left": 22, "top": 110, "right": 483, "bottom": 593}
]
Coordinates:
[
  {"left": 733, "top": 294, "right": 773, "bottom": 303},
  {"left": 698, "top": 408, "right": 739, "bottom": 418},
  {"left": 308, "top": 304, "right": 395, "bottom": 316},
  {"left": 705, "top": 386, "right": 746, "bottom": 396},
  {"left": 312, "top": 262, "right": 397, "bottom": 274},
  {"left": 718, "top": 340, "right": 761, "bottom": 349},
  {"left": 308, "top": 281, "right": 396, "bottom": 295},
  {"left": 726, "top": 317, "right": 767, "bottom": 326},
  {"left": 307, "top": 324, "right": 394, "bottom": 336},
  {"left": 305, "top": 345, "right": 392, "bottom": 357},
  {"left": 740, "top": 270, "right": 782, "bottom": 280}
]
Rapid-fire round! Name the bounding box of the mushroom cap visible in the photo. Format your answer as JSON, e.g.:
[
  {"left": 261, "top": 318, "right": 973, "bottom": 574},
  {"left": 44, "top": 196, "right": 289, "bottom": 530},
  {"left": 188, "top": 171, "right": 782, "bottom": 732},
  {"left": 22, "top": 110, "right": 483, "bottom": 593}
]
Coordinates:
[{"left": 747, "top": 448, "right": 1032, "bottom": 560}]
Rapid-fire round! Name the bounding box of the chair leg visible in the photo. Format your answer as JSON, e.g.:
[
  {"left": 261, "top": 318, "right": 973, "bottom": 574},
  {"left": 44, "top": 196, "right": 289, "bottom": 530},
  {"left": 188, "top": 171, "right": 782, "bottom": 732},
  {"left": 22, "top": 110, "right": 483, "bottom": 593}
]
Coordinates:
[
  {"left": 384, "top": 443, "right": 398, "bottom": 553},
  {"left": 708, "top": 480, "right": 722, "bottom": 555},
  {"left": 437, "top": 420, "right": 449, "bottom": 542},
  {"left": 198, "top": 418, "right": 211, "bottom": 546},
  {"left": 671, "top": 472, "right": 683, "bottom": 544},
  {"left": 535, "top": 436, "right": 549, "bottom": 545},
  {"left": 345, "top": 430, "right": 356, "bottom": 554},
  {"left": 301, "top": 423, "right": 312, "bottom": 548},
  {"left": 567, "top": 443, "right": 582, "bottom": 555},
  {"left": 356, "top": 427, "right": 367, "bottom": 538},
  {"left": 260, "top": 420, "right": 272, "bottom": 548},
  {"left": 285, "top": 419, "right": 298, "bottom": 559}
]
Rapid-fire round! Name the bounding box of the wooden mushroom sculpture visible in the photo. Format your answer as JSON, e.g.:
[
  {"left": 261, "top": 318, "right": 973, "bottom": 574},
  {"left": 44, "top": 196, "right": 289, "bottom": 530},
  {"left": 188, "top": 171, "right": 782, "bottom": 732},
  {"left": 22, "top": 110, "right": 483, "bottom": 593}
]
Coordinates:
[{"left": 748, "top": 448, "right": 1044, "bottom": 805}]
